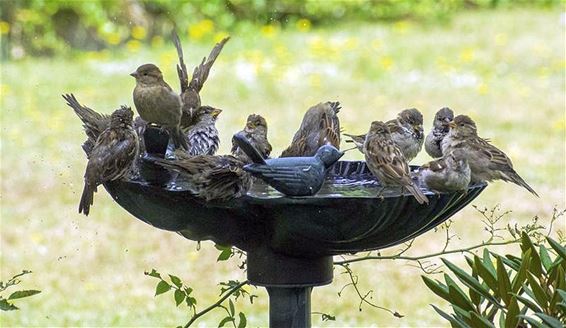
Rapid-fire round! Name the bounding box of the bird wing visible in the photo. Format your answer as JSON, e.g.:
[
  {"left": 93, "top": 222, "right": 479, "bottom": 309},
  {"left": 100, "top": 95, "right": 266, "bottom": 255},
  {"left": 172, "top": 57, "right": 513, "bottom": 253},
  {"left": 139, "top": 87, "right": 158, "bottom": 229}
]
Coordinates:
[
  {"left": 63, "top": 93, "right": 110, "bottom": 141},
  {"left": 470, "top": 137, "right": 514, "bottom": 171},
  {"left": 172, "top": 31, "right": 189, "bottom": 94},
  {"left": 189, "top": 37, "right": 230, "bottom": 93},
  {"left": 420, "top": 158, "right": 445, "bottom": 172},
  {"left": 385, "top": 119, "right": 403, "bottom": 135},
  {"left": 368, "top": 138, "right": 411, "bottom": 181},
  {"left": 319, "top": 108, "right": 341, "bottom": 149}
]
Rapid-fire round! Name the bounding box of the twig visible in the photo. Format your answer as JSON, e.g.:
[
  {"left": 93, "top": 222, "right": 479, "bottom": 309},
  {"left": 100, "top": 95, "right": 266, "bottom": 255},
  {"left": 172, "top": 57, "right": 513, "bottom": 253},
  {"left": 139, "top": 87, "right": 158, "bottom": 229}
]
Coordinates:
[{"left": 184, "top": 280, "right": 249, "bottom": 328}]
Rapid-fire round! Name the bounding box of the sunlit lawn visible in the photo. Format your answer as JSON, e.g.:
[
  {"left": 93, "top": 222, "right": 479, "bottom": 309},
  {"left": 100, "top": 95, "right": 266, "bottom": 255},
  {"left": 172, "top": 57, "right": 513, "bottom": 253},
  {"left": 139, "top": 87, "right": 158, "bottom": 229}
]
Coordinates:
[{"left": 1, "top": 8, "right": 564, "bottom": 327}]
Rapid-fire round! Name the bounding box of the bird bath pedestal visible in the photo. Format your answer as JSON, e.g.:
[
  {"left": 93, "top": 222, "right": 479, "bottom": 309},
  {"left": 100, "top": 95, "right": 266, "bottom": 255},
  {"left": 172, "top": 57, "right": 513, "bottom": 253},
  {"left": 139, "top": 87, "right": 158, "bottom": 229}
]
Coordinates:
[{"left": 103, "top": 129, "right": 486, "bottom": 327}]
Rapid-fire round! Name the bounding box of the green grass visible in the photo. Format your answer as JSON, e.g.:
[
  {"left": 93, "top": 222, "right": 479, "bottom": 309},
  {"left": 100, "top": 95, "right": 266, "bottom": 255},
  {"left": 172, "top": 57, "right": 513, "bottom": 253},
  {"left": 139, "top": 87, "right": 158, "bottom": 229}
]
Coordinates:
[{"left": 1, "top": 8, "right": 564, "bottom": 327}]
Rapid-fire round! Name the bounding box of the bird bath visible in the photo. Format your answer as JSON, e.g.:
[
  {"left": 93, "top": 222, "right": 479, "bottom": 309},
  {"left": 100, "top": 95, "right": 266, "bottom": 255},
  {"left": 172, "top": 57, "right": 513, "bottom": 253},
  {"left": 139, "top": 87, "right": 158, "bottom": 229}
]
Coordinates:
[{"left": 103, "top": 129, "right": 486, "bottom": 327}]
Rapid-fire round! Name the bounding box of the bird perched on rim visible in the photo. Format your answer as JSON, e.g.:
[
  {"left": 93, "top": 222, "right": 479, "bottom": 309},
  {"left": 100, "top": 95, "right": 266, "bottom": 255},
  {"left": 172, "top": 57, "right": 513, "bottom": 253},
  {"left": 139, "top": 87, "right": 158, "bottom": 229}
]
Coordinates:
[
  {"left": 153, "top": 153, "right": 251, "bottom": 202},
  {"left": 363, "top": 121, "right": 429, "bottom": 204},
  {"left": 131, "top": 63, "right": 189, "bottom": 151},
  {"left": 234, "top": 132, "right": 343, "bottom": 196},
  {"left": 79, "top": 106, "right": 139, "bottom": 216},
  {"left": 63, "top": 93, "right": 146, "bottom": 156},
  {"left": 280, "top": 101, "right": 341, "bottom": 157},
  {"left": 425, "top": 107, "right": 454, "bottom": 158},
  {"left": 231, "top": 114, "right": 272, "bottom": 163},
  {"left": 418, "top": 148, "right": 471, "bottom": 193},
  {"left": 441, "top": 115, "right": 538, "bottom": 197},
  {"left": 345, "top": 108, "right": 424, "bottom": 162},
  {"left": 172, "top": 31, "right": 230, "bottom": 129}
]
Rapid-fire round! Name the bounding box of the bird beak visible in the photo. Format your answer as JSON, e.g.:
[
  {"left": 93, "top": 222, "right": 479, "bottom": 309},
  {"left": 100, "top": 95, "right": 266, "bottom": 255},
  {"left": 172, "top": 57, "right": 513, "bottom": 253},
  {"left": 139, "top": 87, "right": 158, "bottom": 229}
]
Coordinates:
[
  {"left": 448, "top": 121, "right": 457, "bottom": 129},
  {"left": 211, "top": 108, "right": 222, "bottom": 118},
  {"left": 443, "top": 117, "right": 451, "bottom": 123},
  {"left": 130, "top": 71, "right": 138, "bottom": 78}
]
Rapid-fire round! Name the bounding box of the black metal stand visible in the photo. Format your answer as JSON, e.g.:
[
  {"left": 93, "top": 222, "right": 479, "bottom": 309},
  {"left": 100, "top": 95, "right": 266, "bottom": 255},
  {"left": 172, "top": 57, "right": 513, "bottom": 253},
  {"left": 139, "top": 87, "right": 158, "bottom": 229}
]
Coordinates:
[{"left": 247, "top": 247, "right": 333, "bottom": 328}]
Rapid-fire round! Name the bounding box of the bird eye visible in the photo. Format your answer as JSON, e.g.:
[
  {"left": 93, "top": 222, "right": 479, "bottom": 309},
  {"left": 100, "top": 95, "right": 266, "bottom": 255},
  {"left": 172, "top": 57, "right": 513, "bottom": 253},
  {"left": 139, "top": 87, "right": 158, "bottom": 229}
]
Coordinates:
[
  {"left": 459, "top": 123, "right": 464, "bottom": 127},
  {"left": 143, "top": 73, "right": 147, "bottom": 76}
]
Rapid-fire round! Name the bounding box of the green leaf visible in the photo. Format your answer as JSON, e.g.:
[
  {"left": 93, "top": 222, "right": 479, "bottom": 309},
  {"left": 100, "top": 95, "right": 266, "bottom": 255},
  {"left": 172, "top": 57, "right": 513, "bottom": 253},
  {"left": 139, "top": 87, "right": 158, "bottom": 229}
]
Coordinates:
[
  {"left": 229, "top": 299, "right": 235, "bottom": 316},
  {"left": 174, "top": 289, "right": 185, "bottom": 306},
  {"left": 474, "top": 255, "right": 498, "bottom": 294},
  {"left": 7, "top": 290, "right": 41, "bottom": 300},
  {"left": 504, "top": 296, "right": 519, "bottom": 328},
  {"left": 169, "top": 274, "right": 182, "bottom": 288},
  {"left": 547, "top": 237, "right": 566, "bottom": 261},
  {"left": 557, "top": 289, "right": 566, "bottom": 301},
  {"left": 539, "top": 245, "right": 553, "bottom": 272},
  {"left": 496, "top": 256, "right": 512, "bottom": 305},
  {"left": 442, "top": 258, "right": 500, "bottom": 308},
  {"left": 145, "top": 268, "right": 161, "bottom": 279},
  {"left": 517, "top": 315, "right": 546, "bottom": 328},
  {"left": 237, "top": 312, "right": 247, "bottom": 328},
  {"left": 448, "top": 284, "right": 475, "bottom": 312},
  {"left": 520, "top": 233, "right": 543, "bottom": 276},
  {"left": 0, "top": 298, "right": 18, "bottom": 311},
  {"left": 155, "top": 280, "right": 171, "bottom": 296},
  {"left": 511, "top": 248, "right": 531, "bottom": 293},
  {"left": 422, "top": 276, "right": 450, "bottom": 302},
  {"left": 496, "top": 254, "right": 520, "bottom": 271},
  {"left": 217, "top": 249, "right": 233, "bottom": 261},
  {"left": 470, "top": 311, "right": 495, "bottom": 328},
  {"left": 430, "top": 304, "right": 469, "bottom": 328},
  {"left": 219, "top": 316, "right": 234, "bottom": 327},
  {"left": 534, "top": 313, "right": 563, "bottom": 328},
  {"left": 526, "top": 272, "right": 549, "bottom": 309},
  {"left": 514, "top": 292, "right": 543, "bottom": 313},
  {"left": 483, "top": 249, "right": 497, "bottom": 275}
]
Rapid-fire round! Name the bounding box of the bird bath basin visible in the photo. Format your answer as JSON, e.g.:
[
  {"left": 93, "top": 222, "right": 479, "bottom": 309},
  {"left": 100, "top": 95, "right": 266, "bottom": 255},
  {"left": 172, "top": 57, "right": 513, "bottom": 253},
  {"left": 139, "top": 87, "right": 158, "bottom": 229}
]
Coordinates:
[{"left": 103, "top": 127, "right": 486, "bottom": 327}]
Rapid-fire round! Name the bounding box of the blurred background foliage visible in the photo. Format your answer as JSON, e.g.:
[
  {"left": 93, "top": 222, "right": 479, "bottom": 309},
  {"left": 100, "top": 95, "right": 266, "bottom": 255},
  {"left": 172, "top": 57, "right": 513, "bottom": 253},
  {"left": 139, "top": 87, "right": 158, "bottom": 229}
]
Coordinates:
[{"left": 0, "top": 0, "right": 560, "bottom": 59}]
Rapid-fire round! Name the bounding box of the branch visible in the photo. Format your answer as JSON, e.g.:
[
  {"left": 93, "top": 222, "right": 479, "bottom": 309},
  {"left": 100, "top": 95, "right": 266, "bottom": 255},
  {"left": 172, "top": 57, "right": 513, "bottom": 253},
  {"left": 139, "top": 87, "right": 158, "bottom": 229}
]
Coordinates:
[
  {"left": 184, "top": 280, "right": 249, "bottom": 328},
  {"left": 333, "top": 240, "right": 519, "bottom": 266}
]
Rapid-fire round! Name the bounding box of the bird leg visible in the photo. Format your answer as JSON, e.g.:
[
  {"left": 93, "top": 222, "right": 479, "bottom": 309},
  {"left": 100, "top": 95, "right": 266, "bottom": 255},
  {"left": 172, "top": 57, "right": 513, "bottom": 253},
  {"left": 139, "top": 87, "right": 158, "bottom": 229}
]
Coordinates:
[{"left": 375, "top": 186, "right": 386, "bottom": 201}]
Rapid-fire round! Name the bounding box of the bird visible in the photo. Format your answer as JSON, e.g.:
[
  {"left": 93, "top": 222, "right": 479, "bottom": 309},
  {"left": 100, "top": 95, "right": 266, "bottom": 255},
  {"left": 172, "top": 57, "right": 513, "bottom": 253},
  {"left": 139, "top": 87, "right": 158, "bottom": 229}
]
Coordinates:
[
  {"left": 153, "top": 153, "right": 251, "bottom": 202},
  {"left": 441, "top": 115, "right": 539, "bottom": 197},
  {"left": 231, "top": 114, "right": 272, "bottom": 163},
  {"left": 184, "top": 105, "right": 222, "bottom": 156},
  {"left": 418, "top": 148, "right": 471, "bottom": 193},
  {"left": 280, "top": 101, "right": 341, "bottom": 157},
  {"left": 345, "top": 108, "right": 424, "bottom": 162},
  {"left": 172, "top": 31, "right": 230, "bottom": 130},
  {"left": 79, "top": 106, "right": 139, "bottom": 216},
  {"left": 131, "top": 63, "right": 188, "bottom": 150},
  {"left": 425, "top": 107, "right": 454, "bottom": 158},
  {"left": 234, "top": 133, "right": 344, "bottom": 196},
  {"left": 363, "top": 121, "right": 429, "bottom": 204},
  {"left": 63, "top": 93, "right": 146, "bottom": 156}
]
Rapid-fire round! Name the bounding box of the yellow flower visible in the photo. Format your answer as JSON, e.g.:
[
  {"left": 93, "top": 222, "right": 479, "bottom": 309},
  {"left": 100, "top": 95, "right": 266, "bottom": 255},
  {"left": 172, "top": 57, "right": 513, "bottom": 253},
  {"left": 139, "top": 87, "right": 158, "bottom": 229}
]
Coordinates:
[
  {"left": 189, "top": 19, "right": 215, "bottom": 40},
  {"left": 296, "top": 18, "right": 311, "bottom": 32},
  {"left": 131, "top": 26, "right": 146, "bottom": 40},
  {"left": 379, "top": 56, "right": 393, "bottom": 70},
  {"left": 260, "top": 24, "right": 278, "bottom": 38},
  {"left": 214, "top": 31, "right": 230, "bottom": 43},
  {"left": 0, "top": 21, "right": 10, "bottom": 34},
  {"left": 106, "top": 32, "right": 121, "bottom": 45},
  {"left": 477, "top": 82, "right": 488, "bottom": 95},
  {"left": 126, "top": 40, "right": 141, "bottom": 52},
  {"left": 459, "top": 48, "right": 475, "bottom": 63},
  {"left": 309, "top": 74, "right": 321, "bottom": 88},
  {"left": 393, "top": 21, "right": 411, "bottom": 34},
  {"left": 151, "top": 35, "right": 164, "bottom": 47}
]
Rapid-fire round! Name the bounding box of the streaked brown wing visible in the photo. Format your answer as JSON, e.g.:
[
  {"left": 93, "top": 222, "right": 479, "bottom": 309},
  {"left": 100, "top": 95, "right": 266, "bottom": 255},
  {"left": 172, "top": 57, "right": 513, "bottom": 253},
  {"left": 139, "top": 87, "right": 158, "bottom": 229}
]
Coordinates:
[{"left": 189, "top": 37, "right": 230, "bottom": 92}]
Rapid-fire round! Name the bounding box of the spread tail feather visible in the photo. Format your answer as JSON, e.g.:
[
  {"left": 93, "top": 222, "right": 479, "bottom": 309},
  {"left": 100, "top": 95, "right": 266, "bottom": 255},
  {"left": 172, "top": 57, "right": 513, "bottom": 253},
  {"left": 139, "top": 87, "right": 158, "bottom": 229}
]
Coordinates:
[
  {"left": 78, "top": 183, "right": 95, "bottom": 216},
  {"left": 405, "top": 183, "right": 429, "bottom": 205}
]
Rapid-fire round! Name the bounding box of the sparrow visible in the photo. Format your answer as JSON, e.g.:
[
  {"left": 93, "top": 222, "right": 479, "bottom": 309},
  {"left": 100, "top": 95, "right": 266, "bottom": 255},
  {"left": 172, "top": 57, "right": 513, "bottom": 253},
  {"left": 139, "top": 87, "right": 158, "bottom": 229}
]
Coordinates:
[
  {"left": 441, "top": 115, "right": 538, "bottom": 197},
  {"left": 345, "top": 108, "right": 424, "bottom": 162},
  {"left": 172, "top": 31, "right": 230, "bottom": 129},
  {"left": 153, "top": 153, "right": 251, "bottom": 202},
  {"left": 424, "top": 107, "right": 454, "bottom": 158},
  {"left": 363, "top": 121, "right": 429, "bottom": 204},
  {"left": 234, "top": 132, "right": 343, "bottom": 196},
  {"left": 131, "top": 63, "right": 188, "bottom": 150},
  {"left": 79, "top": 106, "right": 139, "bottom": 216},
  {"left": 63, "top": 93, "right": 145, "bottom": 156},
  {"left": 185, "top": 105, "right": 222, "bottom": 156},
  {"left": 418, "top": 149, "right": 471, "bottom": 193},
  {"left": 280, "top": 101, "right": 341, "bottom": 157},
  {"left": 231, "top": 114, "right": 272, "bottom": 163}
]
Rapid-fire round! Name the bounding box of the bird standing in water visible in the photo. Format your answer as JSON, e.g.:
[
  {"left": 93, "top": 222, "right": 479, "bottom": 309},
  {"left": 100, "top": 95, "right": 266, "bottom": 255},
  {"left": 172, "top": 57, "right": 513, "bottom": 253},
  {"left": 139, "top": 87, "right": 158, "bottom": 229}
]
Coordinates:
[{"left": 418, "top": 148, "right": 470, "bottom": 193}]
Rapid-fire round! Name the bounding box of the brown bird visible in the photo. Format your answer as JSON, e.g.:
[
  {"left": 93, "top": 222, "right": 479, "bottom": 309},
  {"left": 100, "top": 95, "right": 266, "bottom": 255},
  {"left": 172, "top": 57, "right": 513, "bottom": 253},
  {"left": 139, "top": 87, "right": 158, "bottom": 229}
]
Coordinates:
[
  {"left": 172, "top": 31, "right": 230, "bottom": 130},
  {"left": 345, "top": 108, "right": 424, "bottom": 162},
  {"left": 63, "top": 93, "right": 146, "bottom": 156},
  {"left": 154, "top": 153, "right": 251, "bottom": 201},
  {"left": 185, "top": 105, "right": 222, "bottom": 156},
  {"left": 363, "top": 121, "right": 429, "bottom": 204},
  {"left": 231, "top": 114, "right": 272, "bottom": 163},
  {"left": 131, "top": 63, "right": 188, "bottom": 150},
  {"left": 79, "top": 106, "right": 139, "bottom": 216},
  {"left": 425, "top": 107, "right": 454, "bottom": 158},
  {"left": 418, "top": 149, "right": 471, "bottom": 193},
  {"left": 281, "top": 101, "right": 341, "bottom": 157},
  {"left": 441, "top": 115, "right": 538, "bottom": 197}
]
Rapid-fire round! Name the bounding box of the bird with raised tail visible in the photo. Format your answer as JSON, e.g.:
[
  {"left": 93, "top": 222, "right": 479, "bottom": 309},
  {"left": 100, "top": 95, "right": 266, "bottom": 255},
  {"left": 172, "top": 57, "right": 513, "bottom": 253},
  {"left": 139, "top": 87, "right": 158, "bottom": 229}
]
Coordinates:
[{"left": 363, "top": 121, "right": 429, "bottom": 204}]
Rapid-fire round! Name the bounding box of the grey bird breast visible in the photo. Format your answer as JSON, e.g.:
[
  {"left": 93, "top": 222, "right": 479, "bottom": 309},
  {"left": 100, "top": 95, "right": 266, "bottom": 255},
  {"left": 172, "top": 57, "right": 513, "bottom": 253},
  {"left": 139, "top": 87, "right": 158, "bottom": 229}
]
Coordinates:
[{"left": 134, "top": 85, "right": 182, "bottom": 126}]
